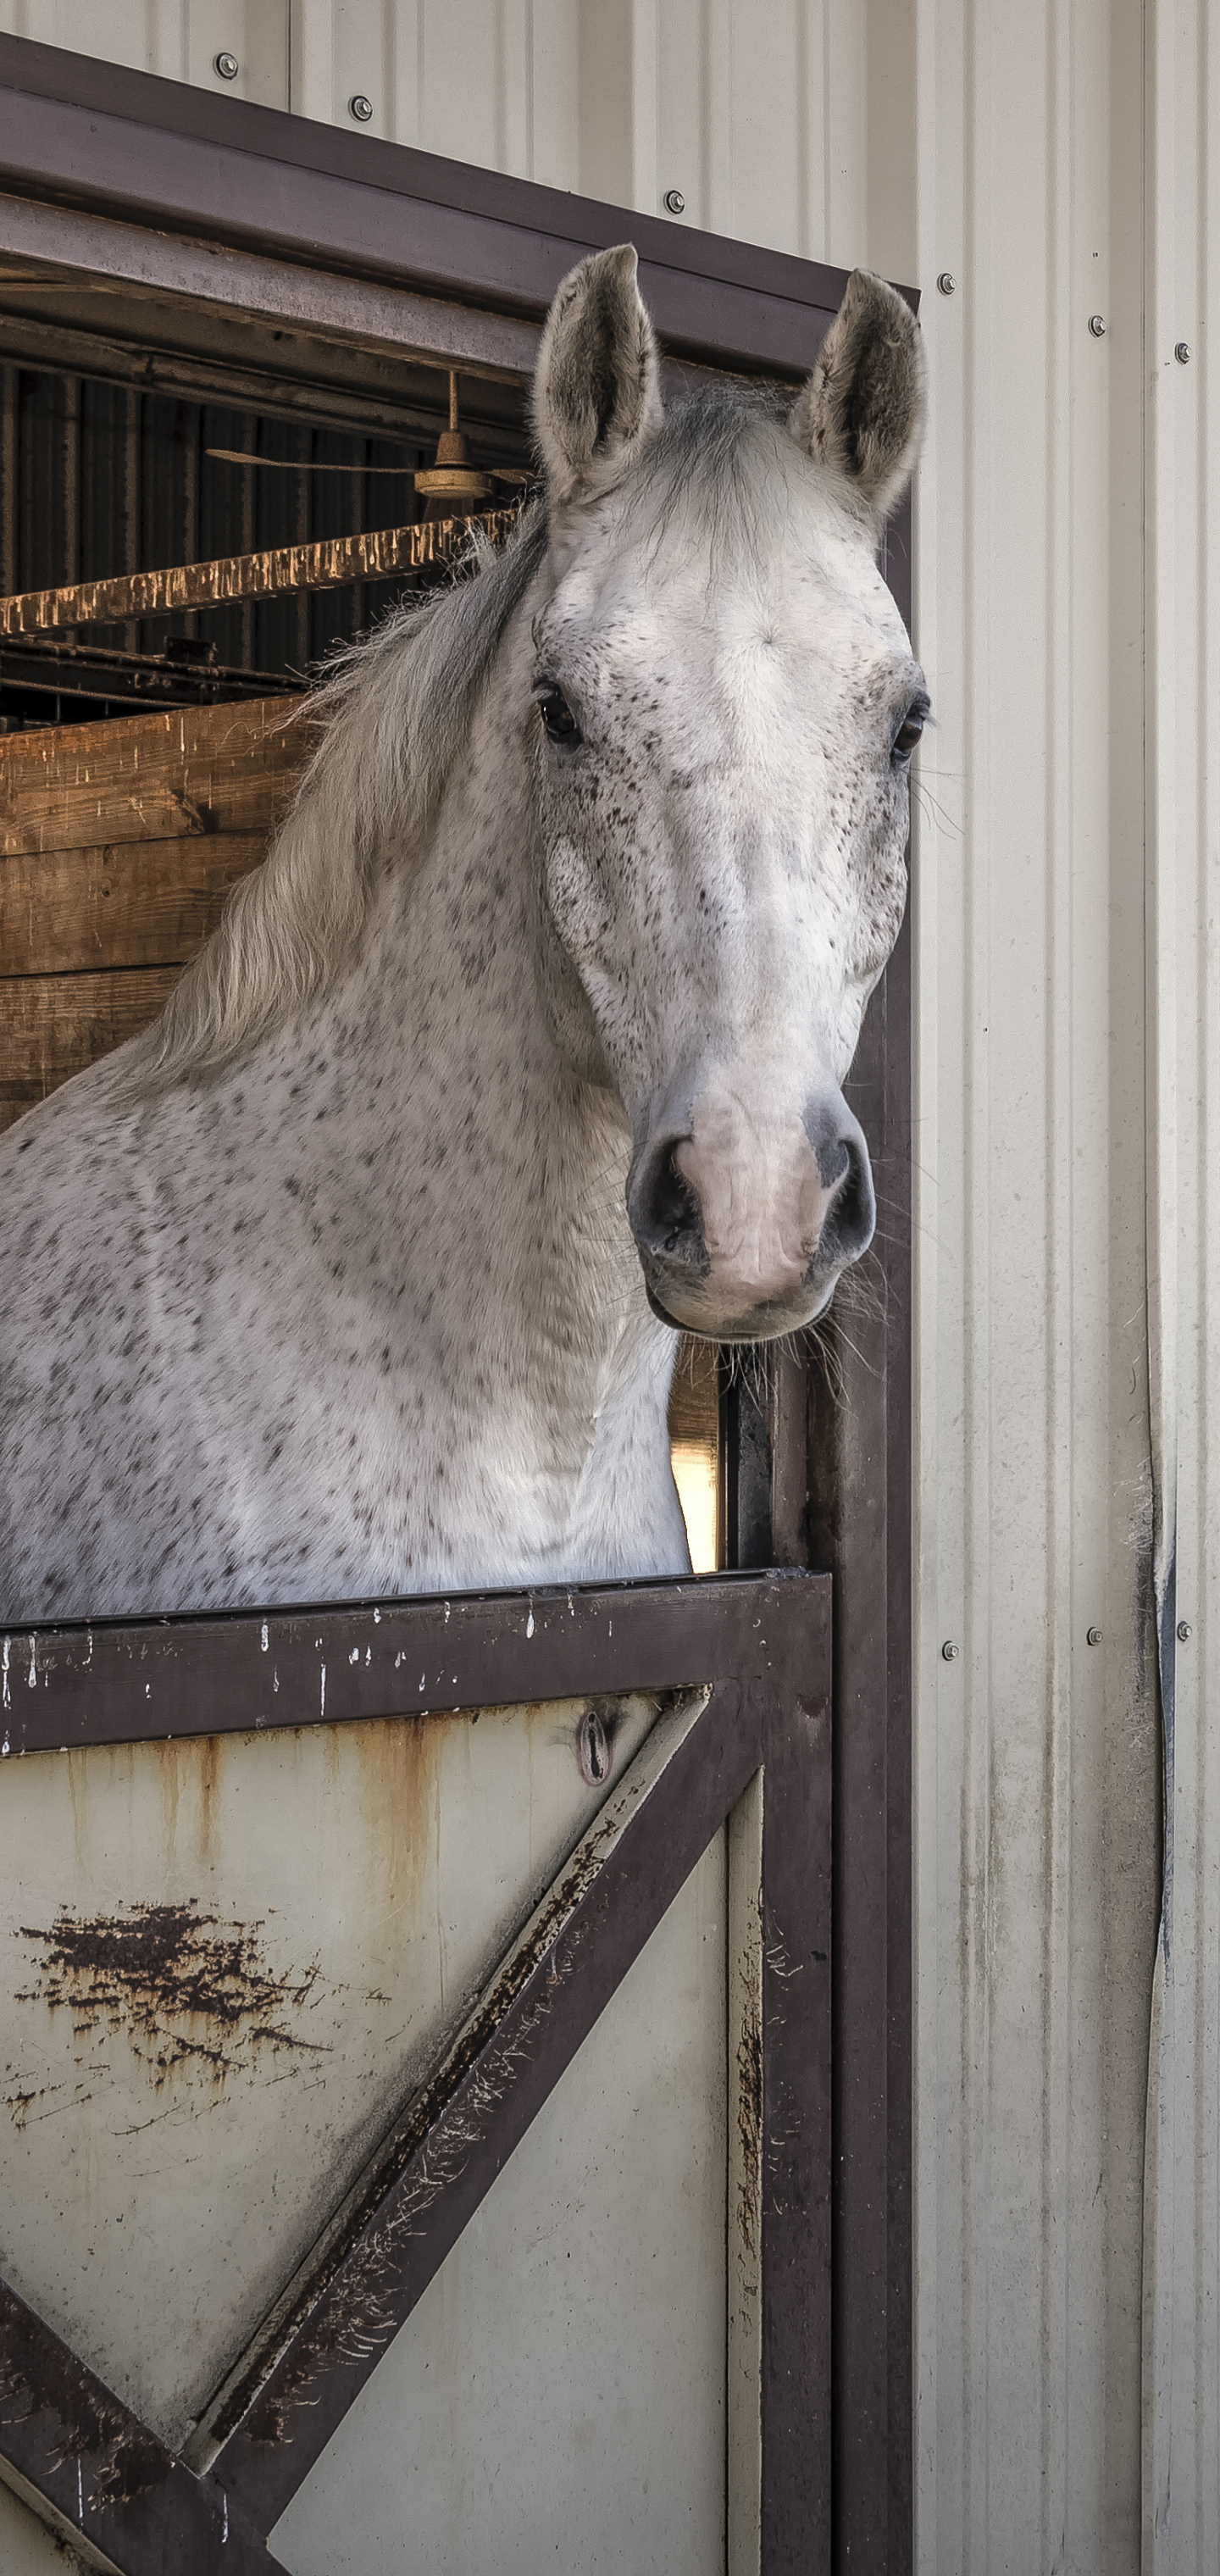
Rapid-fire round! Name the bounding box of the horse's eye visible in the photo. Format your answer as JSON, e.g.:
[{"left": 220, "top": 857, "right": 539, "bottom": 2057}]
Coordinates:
[
  {"left": 537, "top": 686, "right": 582, "bottom": 746},
  {"left": 892, "top": 708, "right": 924, "bottom": 763}
]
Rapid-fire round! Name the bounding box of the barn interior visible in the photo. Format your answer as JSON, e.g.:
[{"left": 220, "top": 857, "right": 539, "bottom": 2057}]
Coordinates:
[{"left": 0, "top": 254, "right": 536, "bottom": 727}]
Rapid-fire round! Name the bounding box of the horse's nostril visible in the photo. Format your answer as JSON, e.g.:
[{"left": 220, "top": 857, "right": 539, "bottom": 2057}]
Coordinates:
[
  {"left": 803, "top": 1094, "right": 875, "bottom": 1268},
  {"left": 823, "top": 1132, "right": 874, "bottom": 1261},
  {"left": 644, "top": 1141, "right": 702, "bottom": 1253}
]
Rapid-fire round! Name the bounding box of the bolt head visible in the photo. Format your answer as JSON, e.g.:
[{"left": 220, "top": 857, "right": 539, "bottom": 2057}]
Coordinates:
[
  {"left": 1087, "top": 1626, "right": 1103, "bottom": 1647},
  {"left": 941, "top": 1640, "right": 959, "bottom": 1663},
  {"left": 663, "top": 188, "right": 686, "bottom": 215},
  {"left": 1178, "top": 1619, "right": 1193, "bottom": 1642},
  {"left": 349, "top": 93, "right": 374, "bottom": 122},
  {"left": 1175, "top": 341, "right": 1192, "bottom": 364},
  {"left": 214, "top": 51, "right": 239, "bottom": 80},
  {"left": 1089, "top": 313, "right": 1106, "bottom": 338},
  {"left": 937, "top": 271, "right": 956, "bottom": 295}
]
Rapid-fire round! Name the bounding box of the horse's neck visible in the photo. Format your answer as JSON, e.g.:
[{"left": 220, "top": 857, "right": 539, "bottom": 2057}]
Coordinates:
[{"left": 314, "top": 665, "right": 658, "bottom": 1457}]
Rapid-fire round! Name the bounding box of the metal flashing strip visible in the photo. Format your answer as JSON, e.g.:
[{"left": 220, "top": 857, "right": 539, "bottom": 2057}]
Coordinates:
[
  {"left": 0, "top": 1570, "right": 832, "bottom": 2572},
  {"left": 0, "top": 35, "right": 863, "bottom": 378}
]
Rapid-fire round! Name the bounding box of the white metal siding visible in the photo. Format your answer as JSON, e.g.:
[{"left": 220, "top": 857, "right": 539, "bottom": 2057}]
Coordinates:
[
  {"left": 1140, "top": 2, "right": 1220, "bottom": 2566},
  {"left": 3, "top": 3, "right": 1218, "bottom": 2567},
  {"left": 902, "top": 6, "right": 1161, "bottom": 2566}
]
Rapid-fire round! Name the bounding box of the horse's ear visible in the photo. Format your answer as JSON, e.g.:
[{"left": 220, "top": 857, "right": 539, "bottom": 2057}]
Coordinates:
[
  {"left": 789, "top": 270, "right": 926, "bottom": 529},
  {"left": 533, "top": 244, "right": 663, "bottom": 502}
]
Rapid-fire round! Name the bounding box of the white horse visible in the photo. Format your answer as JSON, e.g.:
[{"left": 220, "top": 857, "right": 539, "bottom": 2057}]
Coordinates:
[{"left": 0, "top": 248, "right": 926, "bottom": 1624}]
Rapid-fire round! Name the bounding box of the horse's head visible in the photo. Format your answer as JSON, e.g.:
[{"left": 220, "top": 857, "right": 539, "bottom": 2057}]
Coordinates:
[{"left": 529, "top": 245, "right": 927, "bottom": 1341}]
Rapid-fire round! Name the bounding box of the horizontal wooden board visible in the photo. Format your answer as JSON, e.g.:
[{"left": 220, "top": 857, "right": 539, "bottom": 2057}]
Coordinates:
[
  {"left": 0, "top": 696, "right": 309, "bottom": 857},
  {"left": 0, "top": 964, "right": 179, "bottom": 1134},
  {"left": 1, "top": 830, "right": 266, "bottom": 977}
]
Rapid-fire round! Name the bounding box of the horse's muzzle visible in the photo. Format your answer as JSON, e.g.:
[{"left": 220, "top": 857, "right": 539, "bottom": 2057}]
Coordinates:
[{"left": 627, "top": 1085, "right": 875, "bottom": 1340}]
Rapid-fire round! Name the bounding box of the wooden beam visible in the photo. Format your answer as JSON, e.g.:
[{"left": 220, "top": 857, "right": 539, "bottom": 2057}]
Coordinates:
[
  {"left": 0, "top": 509, "right": 519, "bottom": 636},
  {"left": 0, "top": 831, "right": 267, "bottom": 977},
  {"left": 0, "top": 697, "right": 303, "bottom": 857}
]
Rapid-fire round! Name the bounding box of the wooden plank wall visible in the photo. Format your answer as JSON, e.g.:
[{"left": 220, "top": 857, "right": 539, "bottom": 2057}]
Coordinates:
[{"left": 0, "top": 698, "right": 309, "bottom": 1135}]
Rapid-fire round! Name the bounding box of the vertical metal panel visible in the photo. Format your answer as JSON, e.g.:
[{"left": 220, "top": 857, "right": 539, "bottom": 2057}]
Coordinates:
[
  {"left": 0, "top": 2, "right": 289, "bottom": 103},
  {"left": 896, "top": 0, "right": 1161, "bottom": 2568},
  {"left": 1140, "top": 0, "right": 1220, "bottom": 2565}
]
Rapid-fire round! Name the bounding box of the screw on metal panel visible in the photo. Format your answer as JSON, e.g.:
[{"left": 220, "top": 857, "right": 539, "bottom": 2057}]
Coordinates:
[
  {"left": 1175, "top": 341, "right": 1191, "bottom": 364},
  {"left": 937, "top": 272, "right": 956, "bottom": 295},
  {"left": 941, "top": 1640, "right": 959, "bottom": 1662},
  {"left": 663, "top": 189, "right": 686, "bottom": 215},
  {"left": 349, "top": 94, "right": 374, "bottom": 122},
  {"left": 1088, "top": 314, "right": 1106, "bottom": 337},
  {"left": 214, "top": 52, "right": 239, "bottom": 80},
  {"left": 1087, "top": 1626, "right": 1103, "bottom": 1646},
  {"left": 1178, "top": 1620, "right": 1193, "bottom": 1641}
]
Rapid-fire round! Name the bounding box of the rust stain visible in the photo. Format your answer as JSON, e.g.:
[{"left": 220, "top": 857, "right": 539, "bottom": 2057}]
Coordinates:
[
  {"left": 13, "top": 1901, "right": 328, "bottom": 2090},
  {"left": 735, "top": 1974, "right": 762, "bottom": 2261},
  {"left": 197, "top": 1733, "right": 221, "bottom": 1868},
  {"left": 350, "top": 1713, "right": 446, "bottom": 1930}
]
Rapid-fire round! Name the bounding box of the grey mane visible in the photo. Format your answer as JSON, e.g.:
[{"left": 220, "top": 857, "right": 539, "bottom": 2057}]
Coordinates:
[{"left": 119, "top": 502, "right": 551, "bottom": 1097}]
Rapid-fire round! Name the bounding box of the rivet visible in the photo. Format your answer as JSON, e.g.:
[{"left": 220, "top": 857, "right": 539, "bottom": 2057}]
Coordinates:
[
  {"left": 941, "top": 1640, "right": 959, "bottom": 1662},
  {"left": 1178, "top": 1619, "right": 1193, "bottom": 1642},
  {"left": 1087, "top": 1626, "right": 1103, "bottom": 1646},
  {"left": 214, "top": 51, "right": 239, "bottom": 80},
  {"left": 1175, "top": 341, "right": 1191, "bottom": 364},
  {"left": 1089, "top": 314, "right": 1106, "bottom": 338},
  {"left": 349, "top": 93, "right": 374, "bottom": 122},
  {"left": 663, "top": 188, "right": 686, "bottom": 215},
  {"left": 937, "top": 271, "right": 956, "bottom": 295}
]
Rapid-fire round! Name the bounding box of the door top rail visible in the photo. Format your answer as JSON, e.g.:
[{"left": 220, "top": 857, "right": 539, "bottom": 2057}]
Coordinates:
[{"left": 0, "top": 1567, "right": 829, "bottom": 1758}]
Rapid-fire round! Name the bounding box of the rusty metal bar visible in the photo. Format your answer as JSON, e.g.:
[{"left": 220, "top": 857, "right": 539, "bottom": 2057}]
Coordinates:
[{"left": 0, "top": 508, "right": 520, "bottom": 636}]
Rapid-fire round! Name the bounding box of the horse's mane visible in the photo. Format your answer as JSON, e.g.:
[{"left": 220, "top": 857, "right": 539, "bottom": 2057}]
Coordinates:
[{"left": 121, "top": 502, "right": 550, "bottom": 1097}]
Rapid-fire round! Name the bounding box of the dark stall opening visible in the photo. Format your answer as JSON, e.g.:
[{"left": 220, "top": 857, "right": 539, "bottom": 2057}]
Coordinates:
[{"left": 0, "top": 332, "right": 535, "bottom": 732}]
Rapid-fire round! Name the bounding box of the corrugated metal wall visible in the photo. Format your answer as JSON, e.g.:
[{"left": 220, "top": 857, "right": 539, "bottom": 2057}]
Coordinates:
[
  {"left": 3, "top": 3, "right": 1218, "bottom": 2568},
  {"left": 901, "top": 7, "right": 1160, "bottom": 2567}
]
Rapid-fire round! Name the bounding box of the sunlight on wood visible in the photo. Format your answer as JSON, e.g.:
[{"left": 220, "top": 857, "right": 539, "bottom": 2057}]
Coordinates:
[{"left": 668, "top": 1338, "right": 720, "bottom": 1574}]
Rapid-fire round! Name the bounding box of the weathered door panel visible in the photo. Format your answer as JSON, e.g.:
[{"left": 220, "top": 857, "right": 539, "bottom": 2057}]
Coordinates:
[
  {"left": 0, "top": 1691, "right": 666, "bottom": 2453},
  {"left": 271, "top": 1836, "right": 729, "bottom": 2576},
  {"left": 0, "top": 1573, "right": 830, "bottom": 2575}
]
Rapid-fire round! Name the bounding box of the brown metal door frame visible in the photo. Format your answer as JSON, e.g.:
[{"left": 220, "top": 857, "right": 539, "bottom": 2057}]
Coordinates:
[
  {"left": 1, "top": 1571, "right": 831, "bottom": 2573},
  {"left": 0, "top": 42, "right": 917, "bottom": 2568}
]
